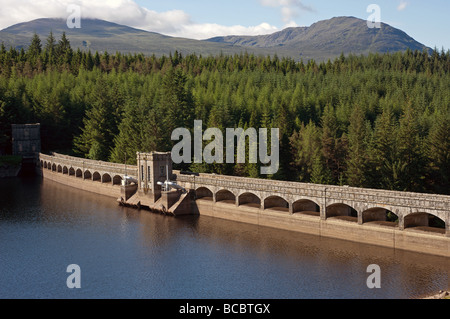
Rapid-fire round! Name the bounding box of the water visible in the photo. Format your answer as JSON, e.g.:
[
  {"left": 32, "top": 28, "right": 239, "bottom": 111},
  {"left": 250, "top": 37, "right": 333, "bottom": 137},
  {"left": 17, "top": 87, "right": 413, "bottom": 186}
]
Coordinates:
[{"left": 0, "top": 176, "right": 448, "bottom": 299}]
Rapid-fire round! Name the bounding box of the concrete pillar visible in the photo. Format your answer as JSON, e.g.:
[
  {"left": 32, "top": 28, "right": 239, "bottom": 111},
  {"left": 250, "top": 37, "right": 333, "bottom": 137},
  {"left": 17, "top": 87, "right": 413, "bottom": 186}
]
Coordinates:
[
  {"left": 357, "top": 210, "right": 363, "bottom": 225},
  {"left": 289, "top": 202, "right": 294, "bottom": 215},
  {"left": 398, "top": 215, "right": 405, "bottom": 231},
  {"left": 320, "top": 204, "right": 327, "bottom": 220},
  {"left": 446, "top": 218, "right": 450, "bottom": 237}
]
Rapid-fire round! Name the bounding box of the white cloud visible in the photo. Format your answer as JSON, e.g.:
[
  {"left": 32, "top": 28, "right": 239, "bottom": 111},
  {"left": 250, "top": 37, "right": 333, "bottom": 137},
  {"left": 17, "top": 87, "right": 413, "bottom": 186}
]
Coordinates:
[
  {"left": 0, "top": 0, "right": 280, "bottom": 39},
  {"left": 171, "top": 23, "right": 279, "bottom": 40},
  {"left": 397, "top": 0, "right": 408, "bottom": 11},
  {"left": 260, "top": 0, "right": 314, "bottom": 24}
]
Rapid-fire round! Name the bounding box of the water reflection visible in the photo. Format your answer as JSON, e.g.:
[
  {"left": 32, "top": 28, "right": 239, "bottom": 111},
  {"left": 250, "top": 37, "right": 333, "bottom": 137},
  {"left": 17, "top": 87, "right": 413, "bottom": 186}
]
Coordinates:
[{"left": 0, "top": 176, "right": 448, "bottom": 299}]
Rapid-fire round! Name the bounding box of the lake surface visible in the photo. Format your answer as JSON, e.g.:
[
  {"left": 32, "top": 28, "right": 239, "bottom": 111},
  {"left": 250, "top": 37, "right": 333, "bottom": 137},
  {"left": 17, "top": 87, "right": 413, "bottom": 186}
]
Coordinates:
[{"left": 0, "top": 176, "right": 448, "bottom": 299}]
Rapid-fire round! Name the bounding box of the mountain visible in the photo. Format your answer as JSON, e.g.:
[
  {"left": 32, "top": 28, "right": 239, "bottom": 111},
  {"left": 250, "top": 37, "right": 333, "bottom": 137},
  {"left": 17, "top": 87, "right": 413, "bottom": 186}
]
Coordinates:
[
  {"left": 206, "top": 16, "right": 432, "bottom": 60},
  {"left": 0, "top": 18, "right": 249, "bottom": 57},
  {"left": 0, "top": 16, "right": 432, "bottom": 61}
]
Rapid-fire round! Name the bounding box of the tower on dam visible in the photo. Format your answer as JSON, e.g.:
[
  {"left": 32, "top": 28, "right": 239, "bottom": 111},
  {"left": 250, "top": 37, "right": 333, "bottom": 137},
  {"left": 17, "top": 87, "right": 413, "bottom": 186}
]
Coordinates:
[
  {"left": 11, "top": 123, "right": 41, "bottom": 162},
  {"left": 136, "top": 151, "right": 173, "bottom": 202}
]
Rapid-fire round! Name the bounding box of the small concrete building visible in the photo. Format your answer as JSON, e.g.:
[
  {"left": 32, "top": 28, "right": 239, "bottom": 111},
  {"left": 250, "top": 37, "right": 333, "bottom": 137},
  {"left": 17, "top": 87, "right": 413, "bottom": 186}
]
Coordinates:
[{"left": 11, "top": 124, "right": 41, "bottom": 159}]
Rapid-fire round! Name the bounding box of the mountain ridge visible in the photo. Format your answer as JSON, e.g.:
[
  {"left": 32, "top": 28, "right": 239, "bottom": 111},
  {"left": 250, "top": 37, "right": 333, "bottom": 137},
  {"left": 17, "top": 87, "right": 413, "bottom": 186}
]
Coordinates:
[
  {"left": 0, "top": 16, "right": 432, "bottom": 61},
  {"left": 206, "top": 16, "right": 432, "bottom": 57}
]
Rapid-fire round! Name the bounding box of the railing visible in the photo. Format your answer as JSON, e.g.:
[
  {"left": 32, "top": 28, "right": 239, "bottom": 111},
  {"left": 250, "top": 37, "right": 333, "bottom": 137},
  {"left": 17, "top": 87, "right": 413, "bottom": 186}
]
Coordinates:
[
  {"left": 38, "top": 154, "right": 450, "bottom": 212},
  {"left": 39, "top": 153, "right": 138, "bottom": 178},
  {"left": 174, "top": 170, "right": 450, "bottom": 211}
]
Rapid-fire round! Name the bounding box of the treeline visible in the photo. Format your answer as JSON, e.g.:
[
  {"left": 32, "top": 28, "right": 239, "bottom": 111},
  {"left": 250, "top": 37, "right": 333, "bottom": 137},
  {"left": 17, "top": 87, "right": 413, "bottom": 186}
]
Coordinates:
[{"left": 0, "top": 33, "right": 449, "bottom": 195}]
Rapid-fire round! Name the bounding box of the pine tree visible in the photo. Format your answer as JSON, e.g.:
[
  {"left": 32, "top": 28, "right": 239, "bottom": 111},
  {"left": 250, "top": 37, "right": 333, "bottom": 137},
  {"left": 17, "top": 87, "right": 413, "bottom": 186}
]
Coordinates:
[
  {"left": 427, "top": 111, "right": 450, "bottom": 194},
  {"left": 45, "top": 31, "right": 56, "bottom": 65},
  {"left": 310, "top": 153, "right": 333, "bottom": 185},
  {"left": 290, "top": 121, "right": 322, "bottom": 182},
  {"left": 160, "top": 68, "right": 195, "bottom": 141},
  {"left": 346, "top": 105, "right": 370, "bottom": 187},
  {"left": 74, "top": 77, "right": 118, "bottom": 160},
  {"left": 396, "top": 103, "right": 425, "bottom": 191},
  {"left": 369, "top": 107, "right": 397, "bottom": 189},
  {"left": 56, "top": 32, "right": 73, "bottom": 66},
  {"left": 28, "top": 32, "right": 42, "bottom": 64},
  {"left": 321, "top": 104, "right": 339, "bottom": 183}
]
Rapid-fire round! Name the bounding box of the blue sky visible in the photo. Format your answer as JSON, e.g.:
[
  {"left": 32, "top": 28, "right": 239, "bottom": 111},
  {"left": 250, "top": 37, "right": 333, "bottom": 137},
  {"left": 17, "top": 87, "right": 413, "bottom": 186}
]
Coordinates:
[{"left": 1, "top": 0, "right": 449, "bottom": 50}]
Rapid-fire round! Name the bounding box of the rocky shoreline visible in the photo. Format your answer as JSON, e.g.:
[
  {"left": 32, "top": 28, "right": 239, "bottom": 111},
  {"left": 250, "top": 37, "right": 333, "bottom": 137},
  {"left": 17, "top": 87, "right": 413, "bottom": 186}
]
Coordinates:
[{"left": 423, "top": 290, "right": 450, "bottom": 299}]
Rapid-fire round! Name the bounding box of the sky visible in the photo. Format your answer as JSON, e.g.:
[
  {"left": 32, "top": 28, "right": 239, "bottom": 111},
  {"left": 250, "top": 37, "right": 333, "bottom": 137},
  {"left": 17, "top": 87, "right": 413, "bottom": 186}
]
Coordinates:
[{"left": 0, "top": 0, "right": 449, "bottom": 50}]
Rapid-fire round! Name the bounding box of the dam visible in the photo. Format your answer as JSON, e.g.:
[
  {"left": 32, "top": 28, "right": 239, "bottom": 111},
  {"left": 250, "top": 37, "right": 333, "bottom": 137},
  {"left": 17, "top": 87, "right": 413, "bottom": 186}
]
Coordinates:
[{"left": 37, "top": 151, "right": 450, "bottom": 257}]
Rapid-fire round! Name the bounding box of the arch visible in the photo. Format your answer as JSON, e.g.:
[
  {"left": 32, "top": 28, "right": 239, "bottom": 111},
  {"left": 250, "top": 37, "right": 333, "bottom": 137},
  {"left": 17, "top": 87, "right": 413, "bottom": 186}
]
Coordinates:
[
  {"left": 43, "top": 161, "right": 47, "bottom": 169},
  {"left": 63, "top": 166, "right": 69, "bottom": 175},
  {"left": 362, "top": 207, "right": 398, "bottom": 227},
  {"left": 84, "top": 170, "right": 92, "bottom": 180},
  {"left": 196, "top": 187, "right": 214, "bottom": 201},
  {"left": 76, "top": 168, "right": 83, "bottom": 178},
  {"left": 69, "top": 167, "right": 75, "bottom": 176},
  {"left": 326, "top": 203, "right": 358, "bottom": 222},
  {"left": 40, "top": 160, "right": 44, "bottom": 168},
  {"left": 216, "top": 189, "right": 236, "bottom": 204},
  {"left": 238, "top": 192, "right": 261, "bottom": 208},
  {"left": 102, "top": 173, "right": 112, "bottom": 183},
  {"left": 51, "top": 163, "right": 57, "bottom": 172},
  {"left": 92, "top": 172, "right": 101, "bottom": 182},
  {"left": 404, "top": 212, "right": 446, "bottom": 235},
  {"left": 293, "top": 199, "right": 320, "bottom": 216},
  {"left": 57, "top": 165, "right": 62, "bottom": 173},
  {"left": 264, "top": 195, "right": 289, "bottom": 212},
  {"left": 113, "top": 175, "right": 123, "bottom": 186}
]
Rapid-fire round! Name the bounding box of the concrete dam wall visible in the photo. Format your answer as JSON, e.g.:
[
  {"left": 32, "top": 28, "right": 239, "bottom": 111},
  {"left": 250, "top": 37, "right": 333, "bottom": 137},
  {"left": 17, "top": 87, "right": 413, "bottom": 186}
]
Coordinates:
[{"left": 37, "top": 152, "right": 450, "bottom": 257}]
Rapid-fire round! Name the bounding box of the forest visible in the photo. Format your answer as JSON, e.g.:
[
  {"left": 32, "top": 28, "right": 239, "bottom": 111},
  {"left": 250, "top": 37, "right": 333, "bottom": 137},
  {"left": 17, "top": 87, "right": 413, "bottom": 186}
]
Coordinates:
[{"left": 0, "top": 32, "right": 449, "bottom": 195}]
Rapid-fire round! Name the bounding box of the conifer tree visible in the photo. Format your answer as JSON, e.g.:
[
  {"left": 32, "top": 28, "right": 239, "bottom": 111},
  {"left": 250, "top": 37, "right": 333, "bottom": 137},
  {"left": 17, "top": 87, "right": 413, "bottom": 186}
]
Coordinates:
[
  {"left": 346, "top": 105, "right": 370, "bottom": 187},
  {"left": 427, "top": 111, "right": 450, "bottom": 194}
]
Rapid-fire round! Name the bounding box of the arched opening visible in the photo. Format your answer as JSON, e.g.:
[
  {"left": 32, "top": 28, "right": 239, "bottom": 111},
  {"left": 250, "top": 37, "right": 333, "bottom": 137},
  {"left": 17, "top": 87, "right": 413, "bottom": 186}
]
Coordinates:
[
  {"left": 404, "top": 213, "right": 446, "bottom": 235},
  {"left": 362, "top": 207, "right": 398, "bottom": 227},
  {"left": 63, "top": 166, "right": 69, "bottom": 175},
  {"left": 196, "top": 187, "right": 213, "bottom": 201},
  {"left": 293, "top": 199, "right": 320, "bottom": 217},
  {"left": 102, "top": 173, "right": 112, "bottom": 183},
  {"left": 76, "top": 169, "right": 83, "bottom": 178},
  {"left": 113, "top": 175, "right": 123, "bottom": 186},
  {"left": 40, "top": 160, "right": 44, "bottom": 168},
  {"left": 84, "top": 170, "right": 92, "bottom": 180},
  {"left": 326, "top": 203, "right": 358, "bottom": 222},
  {"left": 43, "top": 161, "right": 47, "bottom": 169},
  {"left": 57, "top": 165, "right": 62, "bottom": 173},
  {"left": 51, "top": 163, "right": 56, "bottom": 171},
  {"left": 93, "top": 172, "right": 101, "bottom": 182},
  {"left": 238, "top": 192, "right": 261, "bottom": 208},
  {"left": 264, "top": 196, "right": 289, "bottom": 212},
  {"left": 69, "top": 167, "right": 75, "bottom": 176},
  {"left": 216, "top": 189, "right": 236, "bottom": 204}
]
